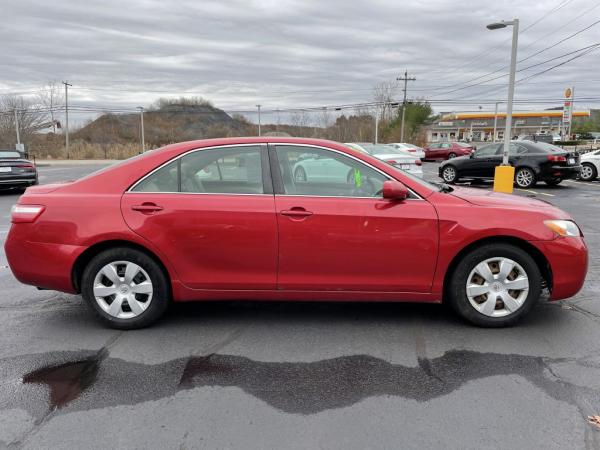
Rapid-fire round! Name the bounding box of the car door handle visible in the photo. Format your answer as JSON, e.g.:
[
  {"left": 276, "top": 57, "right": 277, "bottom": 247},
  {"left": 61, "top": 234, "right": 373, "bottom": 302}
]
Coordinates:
[
  {"left": 131, "top": 203, "right": 164, "bottom": 213},
  {"left": 280, "top": 208, "right": 313, "bottom": 218}
]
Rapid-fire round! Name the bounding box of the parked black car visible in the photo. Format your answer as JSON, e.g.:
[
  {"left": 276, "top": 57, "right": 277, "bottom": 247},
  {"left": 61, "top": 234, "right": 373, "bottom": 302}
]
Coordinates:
[
  {"left": 438, "top": 141, "right": 581, "bottom": 188},
  {"left": 0, "top": 150, "right": 38, "bottom": 192},
  {"left": 517, "top": 134, "right": 554, "bottom": 144}
]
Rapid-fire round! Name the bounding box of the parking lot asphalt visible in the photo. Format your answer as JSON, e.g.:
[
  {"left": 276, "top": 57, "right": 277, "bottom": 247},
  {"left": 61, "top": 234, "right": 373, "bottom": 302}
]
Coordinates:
[{"left": 1, "top": 161, "right": 599, "bottom": 449}]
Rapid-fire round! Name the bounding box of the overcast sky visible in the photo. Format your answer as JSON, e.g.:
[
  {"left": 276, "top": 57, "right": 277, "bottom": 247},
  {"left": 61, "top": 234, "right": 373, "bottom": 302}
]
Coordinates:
[{"left": 1, "top": 0, "right": 599, "bottom": 124}]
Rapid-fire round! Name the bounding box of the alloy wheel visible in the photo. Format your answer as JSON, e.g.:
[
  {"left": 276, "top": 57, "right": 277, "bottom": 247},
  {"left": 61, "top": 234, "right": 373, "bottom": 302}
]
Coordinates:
[
  {"left": 442, "top": 166, "right": 457, "bottom": 183},
  {"left": 466, "top": 257, "right": 529, "bottom": 318},
  {"left": 580, "top": 164, "right": 595, "bottom": 181},
  {"left": 515, "top": 168, "right": 534, "bottom": 188},
  {"left": 93, "top": 260, "right": 154, "bottom": 319}
]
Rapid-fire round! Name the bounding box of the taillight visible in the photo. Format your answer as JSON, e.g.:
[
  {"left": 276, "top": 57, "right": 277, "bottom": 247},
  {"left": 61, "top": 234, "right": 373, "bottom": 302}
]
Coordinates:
[
  {"left": 14, "top": 164, "right": 34, "bottom": 168},
  {"left": 407, "top": 149, "right": 416, "bottom": 152},
  {"left": 548, "top": 155, "right": 566, "bottom": 162},
  {"left": 387, "top": 160, "right": 397, "bottom": 165},
  {"left": 11, "top": 204, "right": 45, "bottom": 223},
  {"left": 414, "top": 159, "right": 422, "bottom": 166}
]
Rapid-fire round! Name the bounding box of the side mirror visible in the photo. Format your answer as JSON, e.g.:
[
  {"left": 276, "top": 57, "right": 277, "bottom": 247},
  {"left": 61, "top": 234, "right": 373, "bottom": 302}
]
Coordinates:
[{"left": 382, "top": 180, "right": 408, "bottom": 201}]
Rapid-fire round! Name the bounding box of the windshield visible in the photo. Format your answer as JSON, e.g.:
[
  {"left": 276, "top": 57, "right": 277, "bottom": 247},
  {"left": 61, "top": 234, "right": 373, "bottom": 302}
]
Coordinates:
[{"left": 0, "top": 151, "right": 22, "bottom": 158}]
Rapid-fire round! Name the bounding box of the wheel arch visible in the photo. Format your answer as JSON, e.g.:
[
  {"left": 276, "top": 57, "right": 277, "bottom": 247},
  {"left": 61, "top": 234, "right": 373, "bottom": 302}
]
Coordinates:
[
  {"left": 442, "top": 236, "right": 552, "bottom": 302},
  {"left": 71, "top": 239, "right": 172, "bottom": 294}
]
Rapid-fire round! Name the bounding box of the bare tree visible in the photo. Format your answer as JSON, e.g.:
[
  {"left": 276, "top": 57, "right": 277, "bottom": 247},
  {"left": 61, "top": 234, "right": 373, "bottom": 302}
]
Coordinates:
[
  {"left": 0, "top": 94, "right": 51, "bottom": 148},
  {"left": 37, "top": 81, "right": 64, "bottom": 133},
  {"left": 372, "top": 80, "right": 399, "bottom": 122}
]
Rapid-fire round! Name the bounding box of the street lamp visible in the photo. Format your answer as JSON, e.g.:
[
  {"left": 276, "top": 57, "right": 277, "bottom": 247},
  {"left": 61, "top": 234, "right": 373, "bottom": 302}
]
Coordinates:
[{"left": 487, "top": 18, "right": 519, "bottom": 193}]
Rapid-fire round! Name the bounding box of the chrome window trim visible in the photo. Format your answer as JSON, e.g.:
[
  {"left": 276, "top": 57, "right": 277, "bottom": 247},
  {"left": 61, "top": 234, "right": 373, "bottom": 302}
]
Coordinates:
[
  {"left": 127, "top": 143, "right": 267, "bottom": 193},
  {"left": 271, "top": 143, "right": 424, "bottom": 200}
]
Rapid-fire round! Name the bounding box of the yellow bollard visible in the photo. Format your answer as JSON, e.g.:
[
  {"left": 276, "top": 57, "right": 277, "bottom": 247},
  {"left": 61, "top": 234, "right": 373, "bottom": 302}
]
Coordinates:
[{"left": 493, "top": 165, "right": 515, "bottom": 194}]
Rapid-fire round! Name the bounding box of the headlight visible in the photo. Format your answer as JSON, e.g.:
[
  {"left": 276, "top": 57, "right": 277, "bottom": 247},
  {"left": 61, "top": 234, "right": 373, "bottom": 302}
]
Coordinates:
[{"left": 544, "top": 220, "right": 582, "bottom": 237}]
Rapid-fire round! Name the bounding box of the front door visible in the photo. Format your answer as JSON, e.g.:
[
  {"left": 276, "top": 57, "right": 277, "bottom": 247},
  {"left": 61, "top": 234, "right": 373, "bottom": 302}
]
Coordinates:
[
  {"left": 272, "top": 144, "right": 438, "bottom": 293},
  {"left": 462, "top": 143, "right": 502, "bottom": 178},
  {"left": 121, "top": 144, "right": 278, "bottom": 290}
]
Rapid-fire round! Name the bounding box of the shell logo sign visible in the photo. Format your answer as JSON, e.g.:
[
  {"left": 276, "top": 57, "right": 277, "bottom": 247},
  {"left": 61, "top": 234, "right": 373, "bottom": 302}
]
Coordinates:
[{"left": 565, "top": 88, "right": 572, "bottom": 99}]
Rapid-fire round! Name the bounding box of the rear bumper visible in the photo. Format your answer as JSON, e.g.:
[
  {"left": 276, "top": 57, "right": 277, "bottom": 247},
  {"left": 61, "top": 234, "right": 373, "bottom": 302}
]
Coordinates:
[
  {"left": 0, "top": 175, "right": 37, "bottom": 188},
  {"left": 532, "top": 237, "right": 588, "bottom": 300},
  {"left": 5, "top": 225, "right": 83, "bottom": 293},
  {"left": 540, "top": 165, "right": 581, "bottom": 180}
]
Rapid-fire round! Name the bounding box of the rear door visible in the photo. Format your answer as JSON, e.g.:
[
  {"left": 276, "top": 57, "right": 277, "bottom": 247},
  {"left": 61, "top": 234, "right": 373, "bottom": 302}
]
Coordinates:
[
  {"left": 121, "top": 144, "right": 278, "bottom": 290},
  {"left": 271, "top": 144, "right": 438, "bottom": 292}
]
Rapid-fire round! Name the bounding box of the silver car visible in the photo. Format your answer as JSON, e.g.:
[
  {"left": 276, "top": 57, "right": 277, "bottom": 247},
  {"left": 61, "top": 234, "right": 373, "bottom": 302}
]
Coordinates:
[
  {"left": 345, "top": 143, "right": 423, "bottom": 178},
  {"left": 388, "top": 142, "right": 426, "bottom": 160}
]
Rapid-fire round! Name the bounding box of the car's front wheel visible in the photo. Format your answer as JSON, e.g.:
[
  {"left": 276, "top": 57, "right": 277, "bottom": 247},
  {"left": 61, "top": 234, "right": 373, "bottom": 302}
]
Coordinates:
[
  {"left": 580, "top": 163, "right": 597, "bottom": 181},
  {"left": 447, "top": 243, "right": 542, "bottom": 327},
  {"left": 514, "top": 167, "right": 536, "bottom": 188},
  {"left": 442, "top": 165, "right": 459, "bottom": 184},
  {"left": 81, "top": 247, "right": 170, "bottom": 329}
]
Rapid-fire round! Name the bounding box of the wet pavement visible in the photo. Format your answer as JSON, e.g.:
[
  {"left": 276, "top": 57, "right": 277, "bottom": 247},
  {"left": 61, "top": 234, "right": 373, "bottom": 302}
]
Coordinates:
[{"left": 0, "top": 161, "right": 599, "bottom": 449}]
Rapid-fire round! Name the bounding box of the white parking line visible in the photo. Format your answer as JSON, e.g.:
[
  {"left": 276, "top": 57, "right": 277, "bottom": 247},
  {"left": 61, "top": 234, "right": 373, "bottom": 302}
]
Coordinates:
[
  {"left": 515, "top": 188, "right": 555, "bottom": 197},
  {"left": 565, "top": 179, "right": 600, "bottom": 188}
]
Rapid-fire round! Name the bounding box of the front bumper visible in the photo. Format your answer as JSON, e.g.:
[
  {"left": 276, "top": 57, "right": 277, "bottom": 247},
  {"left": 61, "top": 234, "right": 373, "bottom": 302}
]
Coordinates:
[{"left": 532, "top": 236, "right": 588, "bottom": 300}]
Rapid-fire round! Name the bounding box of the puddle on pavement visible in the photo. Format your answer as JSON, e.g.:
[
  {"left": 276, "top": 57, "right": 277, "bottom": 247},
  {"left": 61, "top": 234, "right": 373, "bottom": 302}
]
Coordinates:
[
  {"left": 23, "top": 358, "right": 100, "bottom": 409},
  {"left": 18, "top": 349, "right": 600, "bottom": 416}
]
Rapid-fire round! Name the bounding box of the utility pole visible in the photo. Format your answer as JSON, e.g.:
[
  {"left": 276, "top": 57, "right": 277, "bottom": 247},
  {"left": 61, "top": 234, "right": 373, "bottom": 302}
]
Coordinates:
[
  {"left": 138, "top": 107, "right": 145, "bottom": 152},
  {"left": 567, "top": 86, "right": 575, "bottom": 139},
  {"left": 62, "top": 81, "right": 72, "bottom": 159},
  {"left": 397, "top": 70, "right": 416, "bottom": 142},
  {"left": 374, "top": 113, "right": 379, "bottom": 144},
  {"left": 14, "top": 109, "right": 20, "bottom": 145},
  {"left": 492, "top": 102, "right": 501, "bottom": 143},
  {"left": 256, "top": 104, "right": 262, "bottom": 136}
]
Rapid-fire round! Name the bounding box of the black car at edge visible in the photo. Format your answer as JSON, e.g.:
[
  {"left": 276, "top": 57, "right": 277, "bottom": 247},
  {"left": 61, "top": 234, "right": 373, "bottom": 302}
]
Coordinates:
[
  {"left": 0, "top": 150, "right": 38, "bottom": 192},
  {"left": 438, "top": 141, "right": 581, "bottom": 188}
]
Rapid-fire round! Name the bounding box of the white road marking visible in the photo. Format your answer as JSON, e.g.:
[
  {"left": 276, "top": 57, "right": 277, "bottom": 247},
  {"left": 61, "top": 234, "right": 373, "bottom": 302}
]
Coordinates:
[
  {"left": 566, "top": 179, "right": 600, "bottom": 188},
  {"left": 515, "top": 188, "right": 555, "bottom": 197}
]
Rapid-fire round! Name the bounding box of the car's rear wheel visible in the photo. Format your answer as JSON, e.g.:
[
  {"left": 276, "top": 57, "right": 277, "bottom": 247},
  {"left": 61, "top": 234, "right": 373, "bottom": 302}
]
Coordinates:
[
  {"left": 447, "top": 244, "right": 541, "bottom": 327},
  {"left": 294, "top": 166, "right": 307, "bottom": 182},
  {"left": 448, "top": 152, "right": 457, "bottom": 159},
  {"left": 514, "top": 167, "right": 536, "bottom": 188},
  {"left": 545, "top": 178, "right": 562, "bottom": 186},
  {"left": 580, "top": 163, "right": 597, "bottom": 181},
  {"left": 442, "top": 165, "right": 459, "bottom": 184},
  {"left": 81, "top": 247, "right": 170, "bottom": 329}
]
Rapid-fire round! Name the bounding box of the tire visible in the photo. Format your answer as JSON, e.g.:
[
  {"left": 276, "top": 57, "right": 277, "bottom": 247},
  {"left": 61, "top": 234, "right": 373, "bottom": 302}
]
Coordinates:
[
  {"left": 294, "top": 166, "right": 307, "bottom": 182},
  {"left": 447, "top": 152, "right": 457, "bottom": 159},
  {"left": 580, "top": 163, "right": 597, "bottom": 181},
  {"left": 544, "top": 178, "right": 562, "bottom": 186},
  {"left": 441, "top": 165, "right": 459, "bottom": 184},
  {"left": 447, "top": 243, "right": 542, "bottom": 327},
  {"left": 514, "top": 167, "right": 536, "bottom": 188},
  {"left": 81, "top": 247, "right": 170, "bottom": 329}
]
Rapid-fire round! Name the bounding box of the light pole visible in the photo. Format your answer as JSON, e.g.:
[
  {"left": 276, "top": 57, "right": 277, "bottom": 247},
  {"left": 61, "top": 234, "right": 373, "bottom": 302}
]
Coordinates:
[
  {"left": 492, "top": 102, "right": 501, "bottom": 143},
  {"left": 256, "top": 105, "right": 262, "bottom": 136},
  {"left": 62, "top": 81, "right": 72, "bottom": 159},
  {"left": 138, "top": 107, "right": 145, "bottom": 152},
  {"left": 487, "top": 18, "right": 519, "bottom": 193}
]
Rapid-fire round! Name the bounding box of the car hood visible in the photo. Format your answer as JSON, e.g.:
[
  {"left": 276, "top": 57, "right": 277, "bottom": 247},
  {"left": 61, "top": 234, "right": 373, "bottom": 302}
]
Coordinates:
[{"left": 449, "top": 185, "right": 561, "bottom": 210}]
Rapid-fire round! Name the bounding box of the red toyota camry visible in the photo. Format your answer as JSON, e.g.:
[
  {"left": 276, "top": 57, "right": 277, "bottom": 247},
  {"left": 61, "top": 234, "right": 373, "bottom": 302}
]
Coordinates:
[{"left": 5, "top": 137, "right": 587, "bottom": 329}]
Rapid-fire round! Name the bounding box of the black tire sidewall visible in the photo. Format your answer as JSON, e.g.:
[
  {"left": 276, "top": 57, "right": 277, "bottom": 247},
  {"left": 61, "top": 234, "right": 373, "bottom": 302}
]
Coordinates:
[
  {"left": 448, "top": 244, "right": 542, "bottom": 327},
  {"left": 81, "top": 248, "right": 170, "bottom": 329}
]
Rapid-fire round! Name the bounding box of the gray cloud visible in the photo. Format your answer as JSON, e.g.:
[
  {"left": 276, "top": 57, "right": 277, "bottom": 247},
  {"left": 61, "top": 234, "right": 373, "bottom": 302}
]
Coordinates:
[{"left": 1, "top": 0, "right": 599, "bottom": 125}]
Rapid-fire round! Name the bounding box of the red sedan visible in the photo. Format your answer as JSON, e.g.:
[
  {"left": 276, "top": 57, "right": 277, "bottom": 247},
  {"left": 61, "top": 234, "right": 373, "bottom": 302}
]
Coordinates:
[
  {"left": 424, "top": 142, "right": 475, "bottom": 160},
  {"left": 5, "top": 137, "right": 587, "bottom": 329}
]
